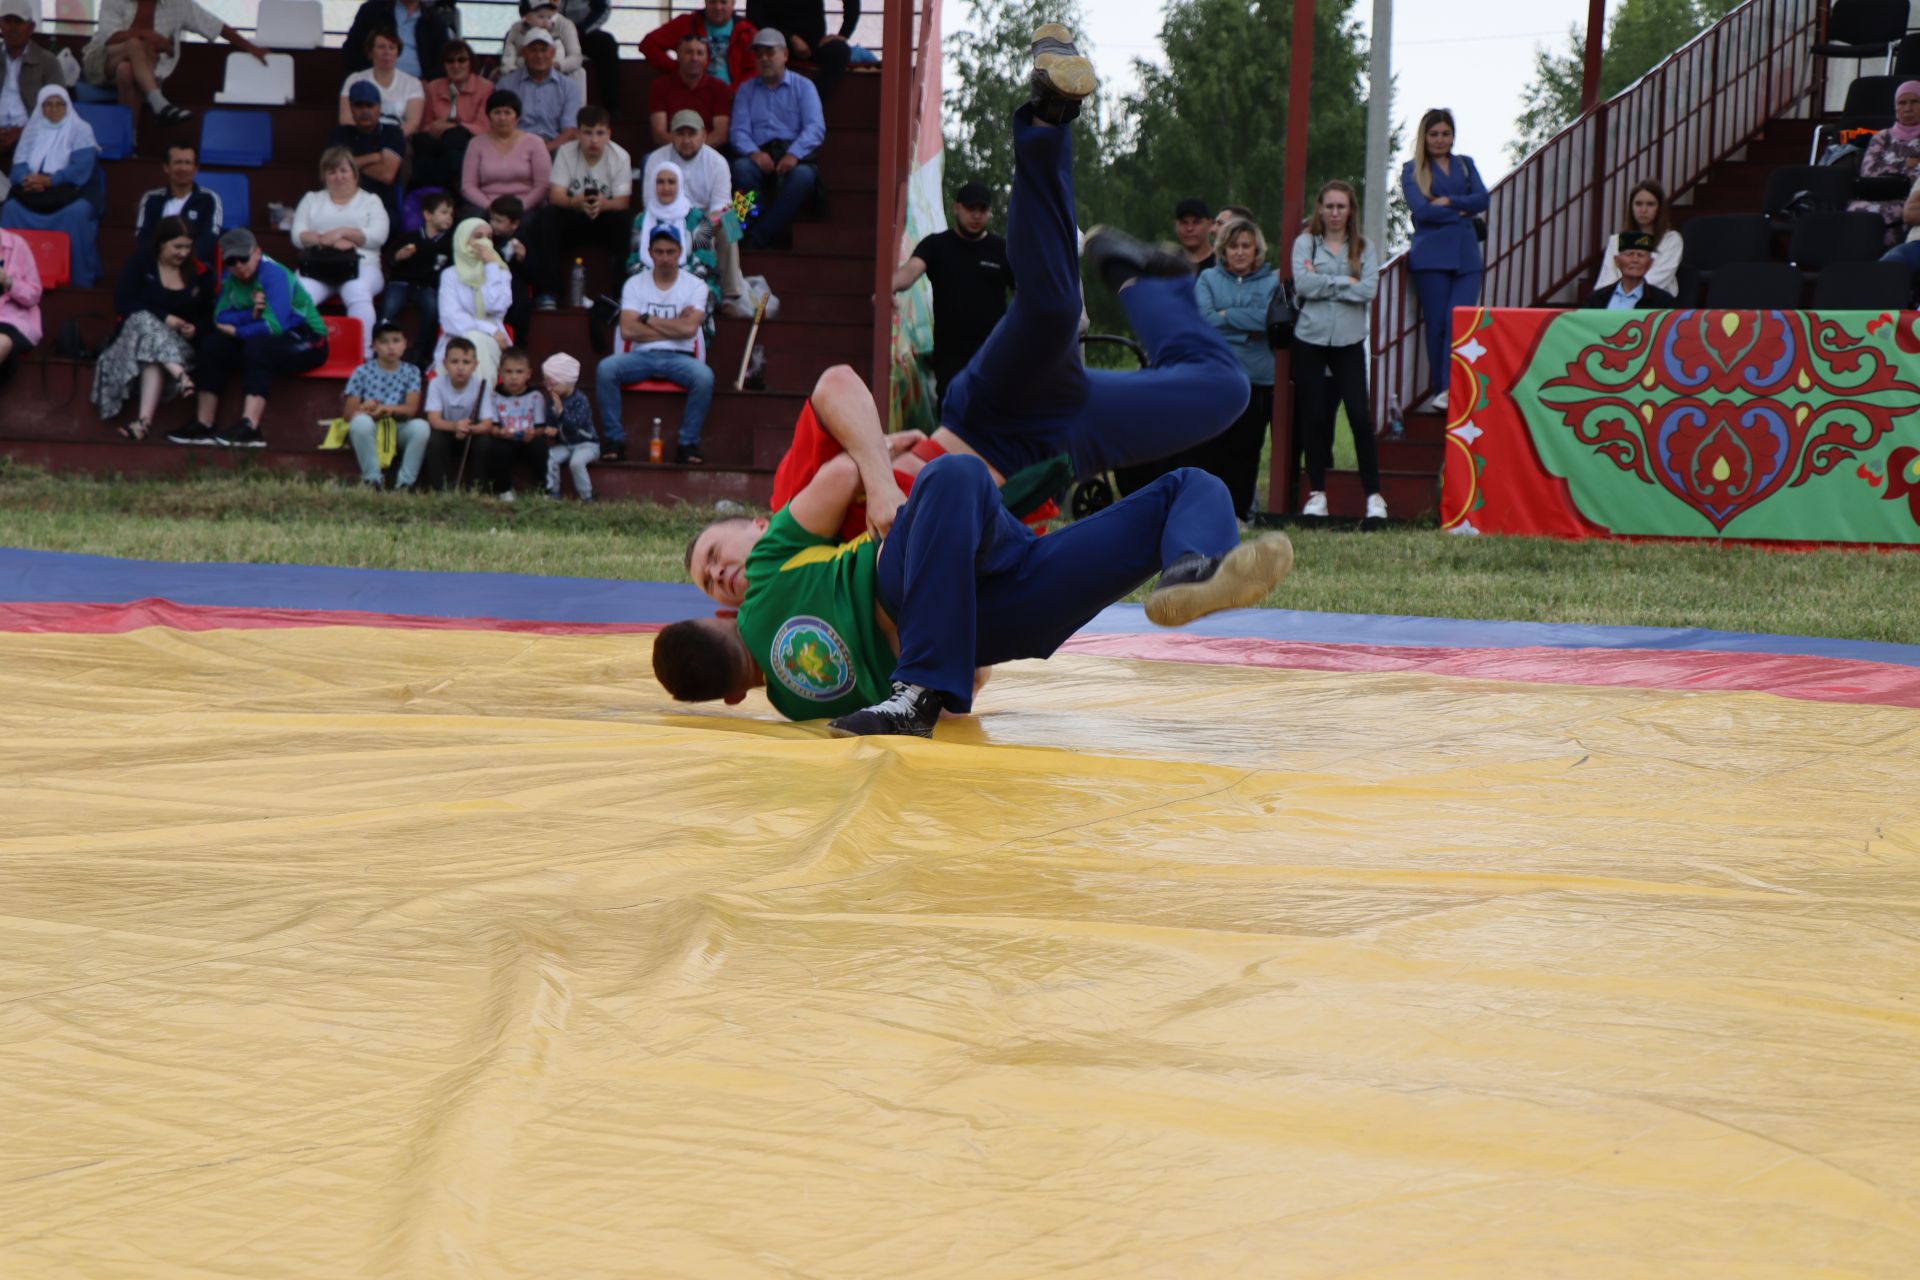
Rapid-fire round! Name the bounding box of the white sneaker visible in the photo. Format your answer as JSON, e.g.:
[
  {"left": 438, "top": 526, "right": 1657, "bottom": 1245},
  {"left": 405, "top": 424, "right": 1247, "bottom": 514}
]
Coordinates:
[
  {"left": 500, "top": 490, "right": 516, "bottom": 504},
  {"left": 1365, "top": 493, "right": 1388, "bottom": 520},
  {"left": 1301, "top": 491, "right": 1329, "bottom": 517},
  {"left": 1422, "top": 390, "right": 1450, "bottom": 413}
]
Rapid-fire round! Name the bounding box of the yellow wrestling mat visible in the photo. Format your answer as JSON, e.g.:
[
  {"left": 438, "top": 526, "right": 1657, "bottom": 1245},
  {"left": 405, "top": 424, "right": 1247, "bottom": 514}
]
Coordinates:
[{"left": 5, "top": 623, "right": 1920, "bottom": 1277}]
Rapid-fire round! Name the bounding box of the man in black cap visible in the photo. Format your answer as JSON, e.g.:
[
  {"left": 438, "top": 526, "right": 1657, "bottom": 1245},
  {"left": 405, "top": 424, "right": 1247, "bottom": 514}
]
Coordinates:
[
  {"left": 892, "top": 180, "right": 1016, "bottom": 408},
  {"left": 1174, "top": 196, "right": 1216, "bottom": 272},
  {"left": 1581, "top": 231, "right": 1675, "bottom": 309}
]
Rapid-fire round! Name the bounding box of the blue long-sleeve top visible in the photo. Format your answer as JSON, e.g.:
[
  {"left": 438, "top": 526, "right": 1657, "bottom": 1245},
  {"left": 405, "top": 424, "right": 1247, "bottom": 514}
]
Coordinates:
[
  {"left": 215, "top": 257, "right": 319, "bottom": 339},
  {"left": 10, "top": 145, "right": 97, "bottom": 189},
  {"left": 1193, "top": 261, "right": 1278, "bottom": 386},
  {"left": 730, "top": 69, "right": 826, "bottom": 161},
  {"left": 1400, "top": 153, "right": 1489, "bottom": 273}
]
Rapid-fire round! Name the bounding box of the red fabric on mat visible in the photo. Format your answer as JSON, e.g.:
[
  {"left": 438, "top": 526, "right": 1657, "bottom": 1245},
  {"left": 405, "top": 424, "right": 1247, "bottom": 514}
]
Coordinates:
[{"left": 0, "top": 599, "right": 665, "bottom": 636}]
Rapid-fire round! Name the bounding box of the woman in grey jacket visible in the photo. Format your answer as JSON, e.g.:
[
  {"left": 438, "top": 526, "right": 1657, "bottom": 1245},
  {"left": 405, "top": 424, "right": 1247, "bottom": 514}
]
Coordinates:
[
  {"left": 1290, "top": 180, "right": 1383, "bottom": 519},
  {"left": 1192, "top": 217, "right": 1278, "bottom": 519}
]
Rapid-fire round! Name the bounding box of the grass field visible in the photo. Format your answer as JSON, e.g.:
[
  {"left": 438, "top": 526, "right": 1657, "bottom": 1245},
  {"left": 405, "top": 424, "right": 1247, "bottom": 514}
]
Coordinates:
[{"left": 2, "top": 462, "right": 1915, "bottom": 644}]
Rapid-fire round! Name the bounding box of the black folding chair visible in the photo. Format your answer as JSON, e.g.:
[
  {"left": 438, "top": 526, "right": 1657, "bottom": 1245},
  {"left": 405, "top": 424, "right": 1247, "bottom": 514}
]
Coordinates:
[
  {"left": 1789, "top": 210, "right": 1892, "bottom": 269},
  {"left": 1811, "top": 259, "right": 1911, "bottom": 308},
  {"left": 1706, "top": 262, "right": 1807, "bottom": 308}
]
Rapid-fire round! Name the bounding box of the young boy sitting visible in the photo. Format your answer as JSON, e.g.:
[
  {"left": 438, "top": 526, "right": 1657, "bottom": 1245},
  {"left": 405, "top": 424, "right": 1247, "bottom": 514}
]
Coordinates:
[
  {"left": 540, "top": 351, "right": 598, "bottom": 500},
  {"left": 489, "top": 195, "right": 534, "bottom": 341},
  {"left": 422, "top": 335, "right": 495, "bottom": 488},
  {"left": 481, "top": 345, "right": 553, "bottom": 499},
  {"left": 381, "top": 191, "right": 457, "bottom": 367},
  {"left": 337, "top": 321, "right": 430, "bottom": 491}
]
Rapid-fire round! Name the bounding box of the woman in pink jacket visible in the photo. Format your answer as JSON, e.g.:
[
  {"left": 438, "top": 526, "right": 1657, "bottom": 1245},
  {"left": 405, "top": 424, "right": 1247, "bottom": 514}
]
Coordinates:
[{"left": 0, "top": 227, "right": 44, "bottom": 388}]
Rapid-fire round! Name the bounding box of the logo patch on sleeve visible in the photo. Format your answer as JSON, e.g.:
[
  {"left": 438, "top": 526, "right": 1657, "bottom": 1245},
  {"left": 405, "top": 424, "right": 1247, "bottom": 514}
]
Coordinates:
[{"left": 769, "top": 616, "right": 856, "bottom": 702}]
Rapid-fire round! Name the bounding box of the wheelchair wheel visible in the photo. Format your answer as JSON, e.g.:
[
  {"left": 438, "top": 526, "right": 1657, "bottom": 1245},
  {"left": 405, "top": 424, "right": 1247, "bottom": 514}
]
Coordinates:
[{"left": 1070, "top": 474, "right": 1115, "bottom": 519}]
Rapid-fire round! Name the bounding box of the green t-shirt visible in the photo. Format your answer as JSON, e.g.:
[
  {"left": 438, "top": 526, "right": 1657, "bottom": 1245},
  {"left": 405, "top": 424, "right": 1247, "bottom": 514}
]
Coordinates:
[{"left": 737, "top": 509, "right": 898, "bottom": 722}]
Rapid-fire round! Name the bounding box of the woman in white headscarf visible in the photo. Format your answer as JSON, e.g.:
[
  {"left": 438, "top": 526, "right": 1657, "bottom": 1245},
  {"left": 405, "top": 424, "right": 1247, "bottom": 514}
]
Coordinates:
[
  {"left": 638, "top": 161, "right": 692, "bottom": 267},
  {"left": 1, "top": 85, "right": 106, "bottom": 286},
  {"left": 434, "top": 216, "right": 513, "bottom": 380}
]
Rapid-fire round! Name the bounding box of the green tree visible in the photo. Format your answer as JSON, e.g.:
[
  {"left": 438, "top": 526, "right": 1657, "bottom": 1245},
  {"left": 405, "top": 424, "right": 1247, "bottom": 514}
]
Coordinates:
[
  {"left": 1511, "top": 0, "right": 1742, "bottom": 163},
  {"left": 1104, "top": 0, "right": 1373, "bottom": 248}
]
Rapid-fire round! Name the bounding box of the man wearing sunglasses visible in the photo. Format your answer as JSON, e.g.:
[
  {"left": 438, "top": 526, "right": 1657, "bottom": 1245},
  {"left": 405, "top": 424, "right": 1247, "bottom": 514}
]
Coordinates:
[
  {"left": 412, "top": 38, "right": 490, "bottom": 194},
  {"left": 169, "top": 228, "right": 329, "bottom": 449}
]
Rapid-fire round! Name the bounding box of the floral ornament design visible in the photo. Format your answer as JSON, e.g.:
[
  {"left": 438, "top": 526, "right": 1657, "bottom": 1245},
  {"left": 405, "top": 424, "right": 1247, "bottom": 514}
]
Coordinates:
[{"left": 1536, "top": 310, "right": 1920, "bottom": 532}]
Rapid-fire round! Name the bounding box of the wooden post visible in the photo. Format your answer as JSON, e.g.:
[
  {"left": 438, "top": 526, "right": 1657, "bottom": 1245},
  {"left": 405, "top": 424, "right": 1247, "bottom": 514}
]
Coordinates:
[
  {"left": 1579, "top": 0, "right": 1606, "bottom": 112},
  {"left": 1265, "top": 0, "right": 1315, "bottom": 516},
  {"left": 870, "top": 0, "right": 915, "bottom": 418}
]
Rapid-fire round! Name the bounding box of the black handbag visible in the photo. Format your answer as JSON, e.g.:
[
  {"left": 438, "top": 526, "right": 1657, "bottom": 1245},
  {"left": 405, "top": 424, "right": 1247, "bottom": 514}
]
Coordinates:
[
  {"left": 298, "top": 246, "right": 360, "bottom": 285},
  {"left": 1265, "top": 280, "right": 1297, "bottom": 350}
]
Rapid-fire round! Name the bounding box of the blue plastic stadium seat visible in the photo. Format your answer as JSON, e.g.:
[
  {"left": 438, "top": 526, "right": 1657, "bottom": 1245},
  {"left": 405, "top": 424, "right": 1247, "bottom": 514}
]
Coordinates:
[
  {"left": 198, "top": 110, "right": 273, "bottom": 168},
  {"left": 197, "top": 170, "right": 251, "bottom": 229},
  {"left": 75, "top": 103, "right": 133, "bottom": 160},
  {"left": 70, "top": 81, "right": 118, "bottom": 104}
]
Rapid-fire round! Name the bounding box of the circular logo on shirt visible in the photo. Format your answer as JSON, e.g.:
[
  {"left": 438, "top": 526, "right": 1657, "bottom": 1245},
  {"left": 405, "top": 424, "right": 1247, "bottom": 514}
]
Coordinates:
[{"left": 770, "top": 615, "right": 855, "bottom": 702}]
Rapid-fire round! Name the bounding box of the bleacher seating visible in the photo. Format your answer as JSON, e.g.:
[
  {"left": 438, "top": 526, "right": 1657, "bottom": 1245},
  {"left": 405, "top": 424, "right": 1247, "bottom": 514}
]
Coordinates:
[
  {"left": 1677, "top": 213, "right": 1771, "bottom": 292},
  {"left": 1811, "top": 259, "right": 1910, "bottom": 308},
  {"left": 13, "top": 229, "right": 71, "bottom": 289},
  {"left": 214, "top": 52, "right": 298, "bottom": 106},
  {"left": 302, "top": 317, "right": 366, "bottom": 380},
  {"left": 199, "top": 110, "right": 274, "bottom": 167},
  {"left": 1706, "top": 261, "right": 1806, "bottom": 308},
  {"left": 1761, "top": 164, "right": 1854, "bottom": 218},
  {"left": 198, "top": 171, "right": 252, "bottom": 229},
  {"left": 1788, "top": 210, "right": 1888, "bottom": 268},
  {"left": 255, "top": 0, "right": 324, "bottom": 50},
  {"left": 1838, "top": 74, "right": 1900, "bottom": 133},
  {"left": 75, "top": 104, "right": 135, "bottom": 161},
  {"left": 1812, "top": 0, "right": 1908, "bottom": 72}
]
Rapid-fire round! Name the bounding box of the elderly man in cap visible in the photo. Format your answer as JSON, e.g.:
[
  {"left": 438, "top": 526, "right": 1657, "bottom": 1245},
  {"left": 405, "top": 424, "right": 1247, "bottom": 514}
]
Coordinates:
[
  {"left": 494, "top": 27, "right": 580, "bottom": 152},
  {"left": 594, "top": 223, "right": 715, "bottom": 464},
  {"left": 892, "top": 180, "right": 1015, "bottom": 409},
  {"left": 728, "top": 26, "right": 824, "bottom": 250},
  {"left": 1173, "top": 196, "right": 1216, "bottom": 272},
  {"left": 1580, "top": 231, "right": 1676, "bottom": 310},
  {"left": 0, "top": 0, "right": 60, "bottom": 162}
]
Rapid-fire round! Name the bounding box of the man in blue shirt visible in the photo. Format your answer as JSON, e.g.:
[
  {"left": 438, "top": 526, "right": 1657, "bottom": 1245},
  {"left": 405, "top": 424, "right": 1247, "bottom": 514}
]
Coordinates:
[
  {"left": 729, "top": 27, "right": 825, "bottom": 250},
  {"left": 494, "top": 29, "right": 579, "bottom": 152},
  {"left": 1581, "top": 231, "right": 1675, "bottom": 310}
]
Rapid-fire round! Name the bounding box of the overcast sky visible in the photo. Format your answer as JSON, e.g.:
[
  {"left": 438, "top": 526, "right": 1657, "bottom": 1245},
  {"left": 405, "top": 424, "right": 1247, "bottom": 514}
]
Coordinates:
[{"left": 944, "top": 0, "right": 1602, "bottom": 186}]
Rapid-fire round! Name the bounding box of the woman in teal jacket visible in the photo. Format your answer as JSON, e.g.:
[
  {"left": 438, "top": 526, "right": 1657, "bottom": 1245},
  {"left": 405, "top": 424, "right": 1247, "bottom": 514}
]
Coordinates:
[{"left": 1192, "top": 217, "right": 1278, "bottom": 519}]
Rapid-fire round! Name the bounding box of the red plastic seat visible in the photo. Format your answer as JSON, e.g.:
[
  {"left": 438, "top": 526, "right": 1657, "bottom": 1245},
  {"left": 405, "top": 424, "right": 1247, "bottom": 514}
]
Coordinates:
[
  {"left": 299, "top": 316, "right": 364, "bottom": 379},
  {"left": 11, "top": 229, "right": 70, "bottom": 289},
  {"left": 622, "top": 378, "right": 687, "bottom": 393}
]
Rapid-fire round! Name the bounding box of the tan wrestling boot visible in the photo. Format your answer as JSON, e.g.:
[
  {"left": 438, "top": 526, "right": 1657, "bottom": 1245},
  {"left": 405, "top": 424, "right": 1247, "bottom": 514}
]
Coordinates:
[
  {"left": 1144, "top": 533, "right": 1295, "bottom": 628},
  {"left": 1031, "top": 24, "right": 1097, "bottom": 124}
]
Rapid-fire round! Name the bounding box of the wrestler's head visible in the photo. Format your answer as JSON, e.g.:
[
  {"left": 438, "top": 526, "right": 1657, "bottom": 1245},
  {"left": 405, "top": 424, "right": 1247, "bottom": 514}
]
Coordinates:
[
  {"left": 685, "top": 515, "right": 767, "bottom": 607},
  {"left": 653, "top": 615, "right": 756, "bottom": 704}
]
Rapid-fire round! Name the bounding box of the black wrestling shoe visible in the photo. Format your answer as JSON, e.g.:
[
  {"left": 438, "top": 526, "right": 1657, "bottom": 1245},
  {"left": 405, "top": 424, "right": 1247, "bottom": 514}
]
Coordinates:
[
  {"left": 828, "top": 681, "right": 943, "bottom": 738},
  {"left": 1083, "top": 225, "right": 1195, "bottom": 295},
  {"left": 1144, "top": 533, "right": 1295, "bottom": 627},
  {"left": 1029, "top": 23, "right": 1097, "bottom": 124}
]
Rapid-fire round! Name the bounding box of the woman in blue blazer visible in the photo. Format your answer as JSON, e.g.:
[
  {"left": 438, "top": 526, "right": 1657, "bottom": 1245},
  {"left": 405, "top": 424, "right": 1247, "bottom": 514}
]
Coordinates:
[{"left": 1400, "top": 108, "right": 1488, "bottom": 412}]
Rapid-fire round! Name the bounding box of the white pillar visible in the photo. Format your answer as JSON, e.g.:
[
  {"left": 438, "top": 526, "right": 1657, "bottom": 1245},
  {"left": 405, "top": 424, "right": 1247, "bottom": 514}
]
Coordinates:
[{"left": 1364, "top": 0, "right": 1391, "bottom": 254}]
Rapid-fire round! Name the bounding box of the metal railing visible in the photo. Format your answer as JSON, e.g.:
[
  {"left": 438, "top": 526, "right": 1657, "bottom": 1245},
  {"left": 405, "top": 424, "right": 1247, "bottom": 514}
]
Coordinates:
[{"left": 1370, "top": 0, "right": 1822, "bottom": 421}]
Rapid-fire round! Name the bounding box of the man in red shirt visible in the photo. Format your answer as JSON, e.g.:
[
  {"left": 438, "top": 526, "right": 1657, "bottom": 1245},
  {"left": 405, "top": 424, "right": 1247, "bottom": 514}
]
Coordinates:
[
  {"left": 647, "top": 31, "right": 733, "bottom": 148},
  {"left": 639, "top": 0, "right": 756, "bottom": 91}
]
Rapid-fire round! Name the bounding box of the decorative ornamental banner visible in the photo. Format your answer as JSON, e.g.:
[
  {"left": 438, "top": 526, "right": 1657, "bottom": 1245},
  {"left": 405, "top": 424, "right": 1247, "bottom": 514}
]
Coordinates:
[{"left": 1439, "top": 307, "right": 1920, "bottom": 545}]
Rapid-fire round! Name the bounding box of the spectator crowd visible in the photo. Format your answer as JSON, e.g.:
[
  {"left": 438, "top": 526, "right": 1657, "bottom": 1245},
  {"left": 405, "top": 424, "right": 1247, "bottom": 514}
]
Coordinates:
[{"left": 0, "top": 0, "right": 857, "bottom": 494}]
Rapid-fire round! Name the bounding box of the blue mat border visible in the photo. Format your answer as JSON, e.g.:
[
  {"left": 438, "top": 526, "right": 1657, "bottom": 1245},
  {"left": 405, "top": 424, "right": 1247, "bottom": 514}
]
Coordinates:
[{"left": 5, "top": 547, "right": 1917, "bottom": 668}]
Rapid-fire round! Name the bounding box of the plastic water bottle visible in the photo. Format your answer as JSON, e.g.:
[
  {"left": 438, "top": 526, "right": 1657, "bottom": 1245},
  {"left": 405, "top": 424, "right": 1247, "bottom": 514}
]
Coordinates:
[
  {"left": 566, "top": 257, "right": 586, "bottom": 309},
  {"left": 649, "top": 417, "right": 664, "bottom": 464}
]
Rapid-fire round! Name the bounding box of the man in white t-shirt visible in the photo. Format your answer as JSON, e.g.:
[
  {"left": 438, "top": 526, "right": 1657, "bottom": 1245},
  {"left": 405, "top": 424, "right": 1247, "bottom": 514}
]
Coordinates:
[
  {"left": 534, "top": 103, "right": 632, "bottom": 311},
  {"left": 592, "top": 224, "right": 713, "bottom": 464},
  {"left": 646, "top": 110, "right": 746, "bottom": 311}
]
